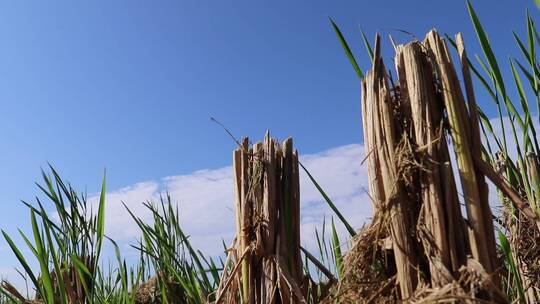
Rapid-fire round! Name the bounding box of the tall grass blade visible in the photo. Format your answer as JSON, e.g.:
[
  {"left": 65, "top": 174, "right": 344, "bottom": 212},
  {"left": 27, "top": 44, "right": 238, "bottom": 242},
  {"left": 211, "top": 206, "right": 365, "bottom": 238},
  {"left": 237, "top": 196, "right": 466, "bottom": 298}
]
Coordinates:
[
  {"left": 498, "top": 231, "right": 525, "bottom": 302},
  {"left": 330, "top": 18, "right": 363, "bottom": 79},
  {"left": 1, "top": 231, "right": 40, "bottom": 293},
  {"left": 299, "top": 162, "right": 356, "bottom": 236},
  {"left": 361, "top": 29, "right": 374, "bottom": 63},
  {"left": 330, "top": 218, "right": 343, "bottom": 280}
]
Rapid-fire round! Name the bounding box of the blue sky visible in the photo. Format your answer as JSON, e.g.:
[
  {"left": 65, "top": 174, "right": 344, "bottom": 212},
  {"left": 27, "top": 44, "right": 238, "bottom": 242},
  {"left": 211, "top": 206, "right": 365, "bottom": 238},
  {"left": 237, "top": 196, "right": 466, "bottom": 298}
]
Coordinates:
[{"left": 0, "top": 0, "right": 538, "bottom": 283}]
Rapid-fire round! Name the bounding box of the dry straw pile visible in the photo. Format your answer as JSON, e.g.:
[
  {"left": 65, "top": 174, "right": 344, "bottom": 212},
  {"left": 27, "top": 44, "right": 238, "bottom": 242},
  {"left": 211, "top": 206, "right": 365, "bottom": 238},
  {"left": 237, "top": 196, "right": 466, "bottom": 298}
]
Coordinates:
[
  {"left": 215, "top": 134, "right": 309, "bottom": 304},
  {"left": 325, "top": 30, "right": 540, "bottom": 303}
]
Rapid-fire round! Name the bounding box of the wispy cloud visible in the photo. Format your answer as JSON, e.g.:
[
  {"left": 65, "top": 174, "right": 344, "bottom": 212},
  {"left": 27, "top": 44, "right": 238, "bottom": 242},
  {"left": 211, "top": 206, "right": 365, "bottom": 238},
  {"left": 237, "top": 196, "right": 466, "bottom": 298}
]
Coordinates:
[
  {"left": 95, "top": 143, "right": 371, "bottom": 258},
  {"left": 1, "top": 143, "right": 373, "bottom": 289},
  {"left": 2, "top": 115, "right": 532, "bottom": 288}
]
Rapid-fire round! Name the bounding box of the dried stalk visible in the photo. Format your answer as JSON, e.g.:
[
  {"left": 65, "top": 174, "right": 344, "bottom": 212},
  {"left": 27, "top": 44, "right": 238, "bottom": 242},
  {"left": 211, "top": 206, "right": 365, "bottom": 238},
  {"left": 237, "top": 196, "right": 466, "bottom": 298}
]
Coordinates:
[
  {"left": 424, "top": 30, "right": 497, "bottom": 274},
  {"left": 397, "top": 42, "right": 449, "bottom": 281},
  {"left": 337, "top": 29, "right": 507, "bottom": 303},
  {"left": 221, "top": 133, "right": 306, "bottom": 304},
  {"left": 362, "top": 35, "right": 418, "bottom": 299}
]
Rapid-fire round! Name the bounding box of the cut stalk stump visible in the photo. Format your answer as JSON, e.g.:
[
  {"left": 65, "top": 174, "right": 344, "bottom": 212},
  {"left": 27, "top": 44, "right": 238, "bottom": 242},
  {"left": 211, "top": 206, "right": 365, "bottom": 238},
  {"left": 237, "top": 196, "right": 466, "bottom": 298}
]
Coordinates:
[
  {"left": 216, "top": 133, "right": 306, "bottom": 304},
  {"left": 329, "top": 29, "right": 507, "bottom": 303}
]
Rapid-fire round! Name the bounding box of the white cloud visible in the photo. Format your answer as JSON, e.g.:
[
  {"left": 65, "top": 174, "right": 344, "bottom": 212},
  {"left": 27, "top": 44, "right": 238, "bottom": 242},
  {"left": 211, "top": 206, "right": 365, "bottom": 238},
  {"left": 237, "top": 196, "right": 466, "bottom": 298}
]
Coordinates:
[
  {"left": 0, "top": 143, "right": 373, "bottom": 288},
  {"left": 483, "top": 115, "right": 540, "bottom": 160},
  {"left": 298, "top": 144, "right": 372, "bottom": 252},
  {"left": 100, "top": 181, "right": 161, "bottom": 239},
  {"left": 94, "top": 143, "right": 371, "bottom": 259},
  {"left": 6, "top": 114, "right": 527, "bottom": 287}
]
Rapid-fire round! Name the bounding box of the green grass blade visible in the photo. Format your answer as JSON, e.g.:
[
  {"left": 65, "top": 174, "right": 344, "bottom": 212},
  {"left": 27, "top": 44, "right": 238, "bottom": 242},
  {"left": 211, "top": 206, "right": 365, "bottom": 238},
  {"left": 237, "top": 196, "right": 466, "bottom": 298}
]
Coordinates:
[
  {"left": 498, "top": 231, "right": 525, "bottom": 302},
  {"left": 92, "top": 174, "right": 107, "bottom": 264},
  {"left": 331, "top": 218, "right": 343, "bottom": 280},
  {"left": 40, "top": 206, "right": 68, "bottom": 303},
  {"left": 96, "top": 171, "right": 107, "bottom": 253},
  {"left": 1, "top": 230, "right": 40, "bottom": 293},
  {"left": 329, "top": 18, "right": 363, "bottom": 79},
  {"left": 299, "top": 162, "right": 356, "bottom": 236},
  {"left": 30, "top": 210, "right": 55, "bottom": 304},
  {"left": 527, "top": 13, "right": 540, "bottom": 119},
  {"left": 467, "top": 0, "right": 507, "bottom": 98},
  {"left": 360, "top": 29, "right": 374, "bottom": 63}
]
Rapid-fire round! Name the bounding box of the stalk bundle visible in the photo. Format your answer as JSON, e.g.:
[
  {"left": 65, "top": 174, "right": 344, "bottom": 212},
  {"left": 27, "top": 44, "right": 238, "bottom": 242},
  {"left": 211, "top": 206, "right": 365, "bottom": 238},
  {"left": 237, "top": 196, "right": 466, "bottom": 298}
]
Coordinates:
[
  {"left": 329, "top": 29, "right": 513, "bottom": 303},
  {"left": 215, "top": 133, "right": 305, "bottom": 304}
]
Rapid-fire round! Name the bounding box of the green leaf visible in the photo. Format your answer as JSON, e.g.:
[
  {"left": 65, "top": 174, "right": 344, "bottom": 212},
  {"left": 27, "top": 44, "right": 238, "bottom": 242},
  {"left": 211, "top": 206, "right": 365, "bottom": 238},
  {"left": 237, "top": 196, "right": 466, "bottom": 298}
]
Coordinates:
[
  {"left": 299, "top": 162, "right": 356, "bottom": 236},
  {"left": 360, "top": 29, "right": 374, "bottom": 63},
  {"left": 498, "top": 231, "right": 525, "bottom": 302},
  {"left": 40, "top": 205, "right": 68, "bottom": 303},
  {"left": 331, "top": 218, "right": 343, "bottom": 280},
  {"left": 31, "top": 210, "right": 55, "bottom": 304},
  {"left": 96, "top": 171, "right": 107, "bottom": 250},
  {"left": 1, "top": 230, "right": 41, "bottom": 293},
  {"left": 329, "top": 18, "right": 363, "bottom": 79},
  {"left": 467, "top": 0, "right": 507, "bottom": 98},
  {"left": 510, "top": 59, "right": 534, "bottom": 152}
]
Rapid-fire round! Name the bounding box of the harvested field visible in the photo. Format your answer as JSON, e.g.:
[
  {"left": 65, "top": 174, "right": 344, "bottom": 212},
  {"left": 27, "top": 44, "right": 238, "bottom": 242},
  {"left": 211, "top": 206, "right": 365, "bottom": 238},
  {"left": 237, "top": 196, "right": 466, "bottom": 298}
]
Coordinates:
[{"left": 1, "top": 1, "right": 540, "bottom": 304}]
